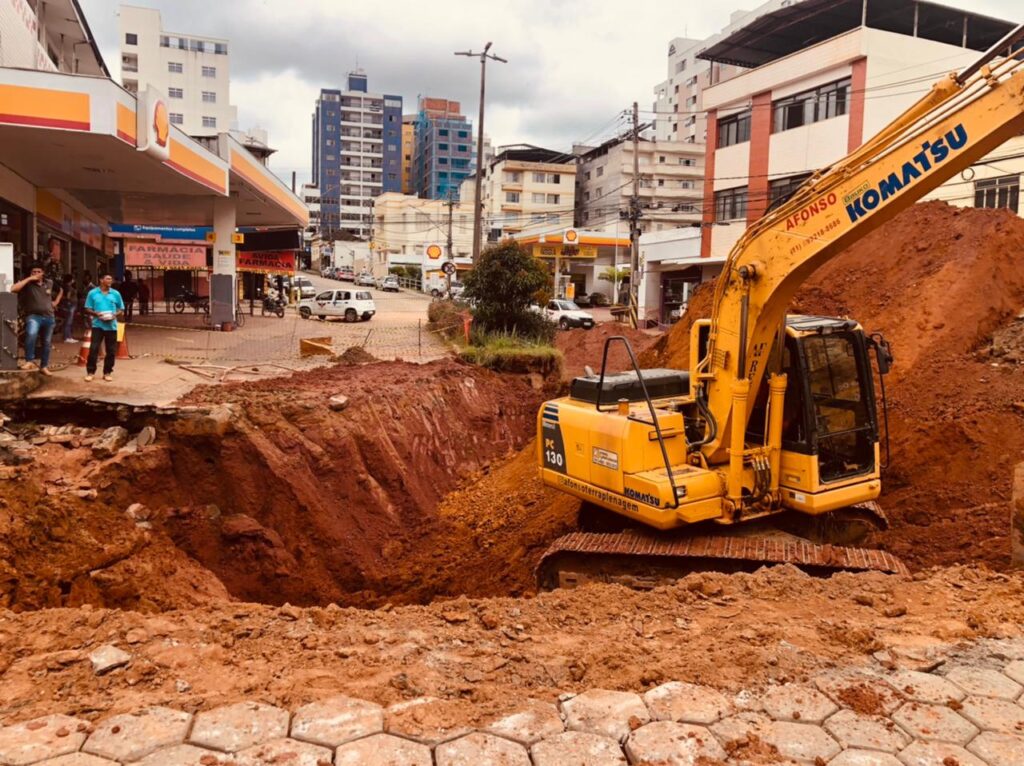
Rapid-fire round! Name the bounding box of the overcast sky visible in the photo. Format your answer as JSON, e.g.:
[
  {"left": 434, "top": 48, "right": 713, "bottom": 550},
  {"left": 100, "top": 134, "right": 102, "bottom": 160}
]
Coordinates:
[{"left": 79, "top": 0, "right": 1021, "bottom": 189}]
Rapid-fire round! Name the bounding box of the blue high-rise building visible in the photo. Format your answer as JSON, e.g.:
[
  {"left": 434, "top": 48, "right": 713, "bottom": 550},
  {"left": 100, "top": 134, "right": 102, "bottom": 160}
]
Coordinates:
[
  {"left": 311, "top": 71, "right": 402, "bottom": 239},
  {"left": 413, "top": 97, "right": 475, "bottom": 201}
]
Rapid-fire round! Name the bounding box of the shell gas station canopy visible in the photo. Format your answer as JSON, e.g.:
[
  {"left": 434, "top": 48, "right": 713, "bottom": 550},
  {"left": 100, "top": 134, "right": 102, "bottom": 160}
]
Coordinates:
[{"left": 0, "top": 67, "right": 306, "bottom": 232}]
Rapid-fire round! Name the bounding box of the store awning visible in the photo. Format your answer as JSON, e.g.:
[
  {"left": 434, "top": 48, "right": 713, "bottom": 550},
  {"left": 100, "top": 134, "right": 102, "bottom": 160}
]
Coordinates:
[{"left": 0, "top": 67, "right": 306, "bottom": 229}]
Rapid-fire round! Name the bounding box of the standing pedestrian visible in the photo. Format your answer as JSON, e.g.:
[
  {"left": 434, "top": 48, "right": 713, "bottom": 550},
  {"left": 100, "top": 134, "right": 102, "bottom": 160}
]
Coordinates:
[
  {"left": 59, "top": 274, "right": 79, "bottom": 344},
  {"left": 82, "top": 271, "right": 125, "bottom": 382},
  {"left": 11, "top": 262, "right": 61, "bottom": 376},
  {"left": 43, "top": 237, "right": 64, "bottom": 285},
  {"left": 137, "top": 277, "right": 150, "bottom": 316},
  {"left": 120, "top": 270, "right": 139, "bottom": 322}
]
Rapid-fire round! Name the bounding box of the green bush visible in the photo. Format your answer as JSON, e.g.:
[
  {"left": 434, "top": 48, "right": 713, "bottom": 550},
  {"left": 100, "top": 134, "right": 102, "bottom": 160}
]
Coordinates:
[{"left": 463, "top": 240, "right": 549, "bottom": 336}]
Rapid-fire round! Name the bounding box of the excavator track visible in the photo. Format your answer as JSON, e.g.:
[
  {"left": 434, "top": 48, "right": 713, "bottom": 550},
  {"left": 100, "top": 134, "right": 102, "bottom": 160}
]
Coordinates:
[{"left": 536, "top": 529, "right": 908, "bottom": 590}]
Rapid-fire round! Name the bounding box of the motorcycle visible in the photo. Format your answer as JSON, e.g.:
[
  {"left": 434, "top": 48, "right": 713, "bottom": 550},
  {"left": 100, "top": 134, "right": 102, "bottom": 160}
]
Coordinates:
[
  {"left": 260, "top": 294, "right": 286, "bottom": 318},
  {"left": 171, "top": 288, "right": 209, "bottom": 314}
]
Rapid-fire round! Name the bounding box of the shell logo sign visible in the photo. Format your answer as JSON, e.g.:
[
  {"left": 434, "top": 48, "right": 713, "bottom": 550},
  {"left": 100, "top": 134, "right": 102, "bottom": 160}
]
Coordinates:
[
  {"left": 425, "top": 243, "right": 444, "bottom": 260},
  {"left": 564, "top": 229, "right": 579, "bottom": 244},
  {"left": 137, "top": 86, "right": 171, "bottom": 161}
]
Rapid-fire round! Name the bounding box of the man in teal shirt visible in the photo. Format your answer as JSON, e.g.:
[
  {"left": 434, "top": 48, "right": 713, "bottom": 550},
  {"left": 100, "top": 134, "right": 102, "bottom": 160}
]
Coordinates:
[{"left": 83, "top": 271, "right": 125, "bottom": 382}]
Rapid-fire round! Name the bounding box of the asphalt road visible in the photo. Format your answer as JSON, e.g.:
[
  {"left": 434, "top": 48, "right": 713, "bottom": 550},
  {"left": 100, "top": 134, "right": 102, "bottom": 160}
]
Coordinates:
[{"left": 304, "top": 272, "right": 432, "bottom": 324}]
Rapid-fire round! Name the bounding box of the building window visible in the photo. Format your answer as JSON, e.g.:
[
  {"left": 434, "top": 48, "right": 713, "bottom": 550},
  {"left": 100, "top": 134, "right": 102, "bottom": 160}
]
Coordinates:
[
  {"left": 584, "top": 171, "right": 591, "bottom": 181},
  {"left": 595, "top": 187, "right": 603, "bottom": 198},
  {"left": 680, "top": 180, "right": 694, "bottom": 189},
  {"left": 202, "top": 66, "right": 216, "bottom": 77},
  {"left": 439, "top": 129, "right": 449, "bottom": 136},
  {"left": 657, "top": 179, "right": 665, "bottom": 187},
  {"left": 714, "top": 187, "right": 748, "bottom": 221},
  {"left": 596, "top": 166, "right": 604, "bottom": 177},
  {"left": 168, "top": 62, "right": 183, "bottom": 73},
  {"left": 202, "top": 116, "right": 217, "bottom": 128},
  {"left": 505, "top": 191, "right": 520, "bottom": 203},
  {"left": 125, "top": 33, "right": 138, "bottom": 45},
  {"left": 202, "top": 91, "right": 216, "bottom": 103},
  {"left": 169, "top": 112, "right": 184, "bottom": 125},
  {"left": 438, "top": 143, "right": 448, "bottom": 151},
  {"left": 772, "top": 77, "right": 851, "bottom": 133},
  {"left": 974, "top": 174, "right": 1020, "bottom": 210},
  {"left": 326, "top": 125, "right": 336, "bottom": 132},
  {"left": 686, "top": 95, "right": 697, "bottom": 107},
  {"left": 326, "top": 139, "right": 335, "bottom": 146},
  {"left": 659, "top": 155, "right": 666, "bottom": 163},
  {"left": 547, "top": 194, "right": 560, "bottom": 204},
  {"left": 214, "top": 42, "right": 228, "bottom": 55},
  {"left": 675, "top": 59, "right": 687, "bottom": 73},
  {"left": 716, "top": 111, "right": 751, "bottom": 148},
  {"left": 168, "top": 87, "right": 183, "bottom": 99},
  {"left": 504, "top": 171, "right": 521, "bottom": 183},
  {"left": 767, "top": 173, "right": 812, "bottom": 212},
  {"left": 457, "top": 144, "right": 469, "bottom": 152},
  {"left": 532, "top": 193, "right": 545, "bottom": 203},
  {"left": 438, "top": 157, "right": 448, "bottom": 165},
  {"left": 452, "top": 159, "right": 469, "bottom": 168}
]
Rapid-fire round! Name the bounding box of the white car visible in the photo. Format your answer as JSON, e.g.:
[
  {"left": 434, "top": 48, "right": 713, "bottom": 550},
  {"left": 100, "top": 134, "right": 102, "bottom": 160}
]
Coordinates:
[
  {"left": 298, "top": 289, "right": 376, "bottom": 322},
  {"left": 293, "top": 276, "right": 316, "bottom": 299},
  {"left": 541, "top": 299, "right": 595, "bottom": 330}
]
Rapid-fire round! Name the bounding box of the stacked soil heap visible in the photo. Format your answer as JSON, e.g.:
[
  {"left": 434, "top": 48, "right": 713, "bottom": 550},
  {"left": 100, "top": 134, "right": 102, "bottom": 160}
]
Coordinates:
[{"left": 645, "top": 202, "right": 1024, "bottom": 570}]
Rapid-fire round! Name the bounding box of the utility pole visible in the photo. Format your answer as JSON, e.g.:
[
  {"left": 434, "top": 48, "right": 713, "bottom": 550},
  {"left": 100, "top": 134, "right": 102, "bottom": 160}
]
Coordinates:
[
  {"left": 455, "top": 42, "right": 507, "bottom": 264},
  {"left": 629, "top": 101, "right": 641, "bottom": 329},
  {"left": 445, "top": 189, "right": 455, "bottom": 295}
]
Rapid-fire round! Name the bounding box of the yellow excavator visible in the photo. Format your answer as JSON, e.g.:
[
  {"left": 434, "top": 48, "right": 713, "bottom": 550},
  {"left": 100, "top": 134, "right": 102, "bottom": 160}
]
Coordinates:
[{"left": 536, "top": 24, "right": 1024, "bottom": 587}]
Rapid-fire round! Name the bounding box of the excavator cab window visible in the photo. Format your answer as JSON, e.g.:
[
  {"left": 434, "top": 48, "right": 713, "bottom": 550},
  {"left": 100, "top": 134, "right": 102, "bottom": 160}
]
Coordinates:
[{"left": 800, "top": 331, "right": 877, "bottom": 482}]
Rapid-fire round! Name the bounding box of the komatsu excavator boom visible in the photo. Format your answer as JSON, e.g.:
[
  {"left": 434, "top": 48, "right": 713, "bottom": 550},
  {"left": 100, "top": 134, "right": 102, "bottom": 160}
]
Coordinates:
[{"left": 536, "top": 24, "right": 1024, "bottom": 587}]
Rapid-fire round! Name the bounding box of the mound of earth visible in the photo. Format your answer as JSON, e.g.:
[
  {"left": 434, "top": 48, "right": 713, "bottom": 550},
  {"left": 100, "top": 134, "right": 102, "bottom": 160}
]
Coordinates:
[
  {"left": 555, "top": 323, "right": 659, "bottom": 382},
  {"left": 644, "top": 202, "right": 1024, "bottom": 570}
]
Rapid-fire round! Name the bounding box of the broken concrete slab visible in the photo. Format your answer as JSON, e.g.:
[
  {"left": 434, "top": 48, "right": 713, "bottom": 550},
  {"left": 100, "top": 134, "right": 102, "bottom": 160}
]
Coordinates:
[
  {"left": 561, "top": 688, "right": 650, "bottom": 741},
  {"left": 88, "top": 645, "right": 130, "bottom": 675},
  {"left": 82, "top": 706, "right": 192, "bottom": 761},
  {"left": 188, "top": 701, "right": 289, "bottom": 753},
  {"left": 91, "top": 427, "right": 129, "bottom": 458},
  {"left": 289, "top": 694, "right": 383, "bottom": 748}
]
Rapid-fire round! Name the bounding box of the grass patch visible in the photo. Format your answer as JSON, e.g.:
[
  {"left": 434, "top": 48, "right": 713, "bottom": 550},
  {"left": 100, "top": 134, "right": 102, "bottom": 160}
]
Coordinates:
[{"left": 458, "top": 330, "right": 563, "bottom": 375}]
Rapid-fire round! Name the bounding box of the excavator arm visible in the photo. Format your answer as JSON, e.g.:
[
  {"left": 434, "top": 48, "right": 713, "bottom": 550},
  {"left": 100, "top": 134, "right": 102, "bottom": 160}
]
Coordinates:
[{"left": 699, "top": 28, "right": 1024, "bottom": 468}]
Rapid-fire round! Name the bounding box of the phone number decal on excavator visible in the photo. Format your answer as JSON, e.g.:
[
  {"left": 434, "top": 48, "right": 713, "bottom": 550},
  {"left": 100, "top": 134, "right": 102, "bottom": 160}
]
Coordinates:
[{"left": 845, "top": 123, "right": 968, "bottom": 223}]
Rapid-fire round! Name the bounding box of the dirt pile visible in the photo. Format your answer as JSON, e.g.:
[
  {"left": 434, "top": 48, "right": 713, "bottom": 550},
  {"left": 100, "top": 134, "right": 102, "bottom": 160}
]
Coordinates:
[
  {"left": 1, "top": 358, "right": 554, "bottom": 611},
  {"left": 556, "top": 324, "right": 660, "bottom": 382},
  {"left": 644, "top": 202, "right": 1024, "bottom": 570},
  {"left": 2, "top": 565, "right": 1022, "bottom": 724}
]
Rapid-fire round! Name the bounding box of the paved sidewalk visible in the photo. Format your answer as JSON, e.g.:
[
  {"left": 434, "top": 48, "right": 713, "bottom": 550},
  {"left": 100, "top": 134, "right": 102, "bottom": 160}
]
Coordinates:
[{"left": 3, "top": 638, "right": 1024, "bottom": 764}]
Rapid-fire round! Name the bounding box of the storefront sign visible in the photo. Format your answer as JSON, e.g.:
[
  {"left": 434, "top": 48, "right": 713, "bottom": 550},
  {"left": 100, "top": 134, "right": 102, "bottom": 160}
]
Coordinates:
[
  {"left": 125, "top": 242, "right": 207, "bottom": 270},
  {"left": 237, "top": 250, "right": 296, "bottom": 275},
  {"left": 532, "top": 244, "right": 598, "bottom": 259},
  {"left": 109, "top": 224, "right": 213, "bottom": 242}
]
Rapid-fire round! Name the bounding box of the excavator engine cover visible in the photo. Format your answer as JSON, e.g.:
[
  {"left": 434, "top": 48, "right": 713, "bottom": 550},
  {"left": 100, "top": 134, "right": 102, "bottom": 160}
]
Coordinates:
[{"left": 570, "top": 369, "right": 690, "bottom": 404}]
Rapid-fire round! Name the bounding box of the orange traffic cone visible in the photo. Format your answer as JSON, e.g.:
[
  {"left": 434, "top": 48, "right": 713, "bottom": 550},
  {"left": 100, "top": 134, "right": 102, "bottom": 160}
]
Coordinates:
[
  {"left": 76, "top": 326, "right": 93, "bottom": 366},
  {"left": 116, "top": 324, "right": 130, "bottom": 360}
]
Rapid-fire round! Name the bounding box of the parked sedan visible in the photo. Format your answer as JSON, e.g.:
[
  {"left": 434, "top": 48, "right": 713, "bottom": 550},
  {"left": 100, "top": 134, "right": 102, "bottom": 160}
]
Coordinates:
[
  {"left": 354, "top": 272, "right": 376, "bottom": 287},
  {"left": 298, "top": 289, "right": 376, "bottom": 322},
  {"left": 542, "top": 299, "right": 595, "bottom": 330},
  {"left": 380, "top": 275, "right": 400, "bottom": 292}
]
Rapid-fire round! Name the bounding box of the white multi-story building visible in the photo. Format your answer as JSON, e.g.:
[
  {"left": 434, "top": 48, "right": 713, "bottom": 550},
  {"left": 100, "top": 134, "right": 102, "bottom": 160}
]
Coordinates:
[
  {"left": 301, "top": 183, "right": 320, "bottom": 251},
  {"left": 118, "top": 4, "right": 237, "bottom": 137},
  {"left": 574, "top": 136, "right": 704, "bottom": 234},
  {"left": 459, "top": 145, "right": 577, "bottom": 240},
  {"left": 695, "top": 0, "right": 1020, "bottom": 261}
]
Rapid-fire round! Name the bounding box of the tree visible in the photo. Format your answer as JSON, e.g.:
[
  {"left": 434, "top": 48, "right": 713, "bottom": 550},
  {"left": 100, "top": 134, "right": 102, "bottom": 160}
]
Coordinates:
[
  {"left": 598, "top": 266, "right": 630, "bottom": 304},
  {"left": 463, "top": 240, "right": 549, "bottom": 334}
]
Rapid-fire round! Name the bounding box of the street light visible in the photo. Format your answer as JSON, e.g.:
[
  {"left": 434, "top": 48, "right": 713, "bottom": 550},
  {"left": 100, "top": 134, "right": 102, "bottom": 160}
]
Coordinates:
[{"left": 455, "top": 42, "right": 507, "bottom": 264}]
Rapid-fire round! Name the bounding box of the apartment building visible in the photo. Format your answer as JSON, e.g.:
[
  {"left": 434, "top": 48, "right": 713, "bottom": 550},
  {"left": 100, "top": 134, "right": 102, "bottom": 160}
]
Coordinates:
[
  {"left": 401, "top": 115, "right": 416, "bottom": 195},
  {"left": 0, "top": 0, "right": 106, "bottom": 75},
  {"left": 574, "top": 136, "right": 704, "bottom": 233},
  {"left": 413, "top": 97, "right": 475, "bottom": 201},
  {"left": 300, "top": 183, "right": 320, "bottom": 252},
  {"left": 652, "top": 3, "right": 791, "bottom": 145},
  {"left": 311, "top": 72, "right": 403, "bottom": 239},
  {"left": 698, "top": 0, "right": 1019, "bottom": 260},
  {"left": 460, "top": 145, "right": 577, "bottom": 240},
  {"left": 118, "top": 5, "right": 236, "bottom": 138}
]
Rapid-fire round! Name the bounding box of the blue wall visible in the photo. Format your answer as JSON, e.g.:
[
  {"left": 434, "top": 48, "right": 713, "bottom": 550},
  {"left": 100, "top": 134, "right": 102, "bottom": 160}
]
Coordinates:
[{"left": 382, "top": 94, "right": 403, "bottom": 194}]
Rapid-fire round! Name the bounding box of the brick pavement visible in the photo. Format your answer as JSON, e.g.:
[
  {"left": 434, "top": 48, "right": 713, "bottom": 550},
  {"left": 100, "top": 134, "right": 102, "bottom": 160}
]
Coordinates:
[{"left": 4, "top": 640, "right": 1024, "bottom": 765}]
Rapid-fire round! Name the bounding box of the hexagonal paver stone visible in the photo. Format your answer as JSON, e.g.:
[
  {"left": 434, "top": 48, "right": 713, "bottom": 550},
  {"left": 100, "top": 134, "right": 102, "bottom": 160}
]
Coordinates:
[
  {"left": 483, "top": 700, "right": 564, "bottom": 746},
  {"left": 761, "top": 683, "right": 838, "bottom": 724},
  {"left": 762, "top": 720, "right": 841, "bottom": 763},
  {"left": 33, "top": 755, "right": 120, "bottom": 766},
  {"left": 189, "top": 701, "right": 289, "bottom": 753},
  {"left": 434, "top": 732, "right": 529, "bottom": 766},
  {"left": 83, "top": 706, "right": 192, "bottom": 762},
  {"left": 562, "top": 689, "right": 650, "bottom": 741},
  {"left": 136, "top": 744, "right": 238, "bottom": 765},
  {"left": 290, "top": 695, "right": 383, "bottom": 748},
  {"left": 967, "top": 731, "right": 1024, "bottom": 766},
  {"left": 959, "top": 695, "right": 1024, "bottom": 735},
  {"left": 624, "top": 721, "right": 726, "bottom": 766},
  {"left": 830, "top": 749, "right": 903, "bottom": 766},
  {"left": 891, "top": 701, "right": 978, "bottom": 745},
  {"left": 1004, "top": 659, "right": 1024, "bottom": 686},
  {"left": 944, "top": 666, "right": 1023, "bottom": 700},
  {"left": 898, "top": 741, "right": 987, "bottom": 766},
  {"left": 0, "top": 714, "right": 89, "bottom": 766},
  {"left": 888, "top": 670, "right": 967, "bottom": 705},
  {"left": 531, "top": 731, "right": 626, "bottom": 766},
  {"left": 384, "top": 698, "right": 473, "bottom": 746},
  {"left": 709, "top": 711, "right": 772, "bottom": 745},
  {"left": 237, "top": 737, "right": 333, "bottom": 765},
  {"left": 824, "top": 709, "right": 911, "bottom": 753},
  {"left": 334, "top": 732, "right": 432, "bottom": 766},
  {"left": 814, "top": 671, "right": 904, "bottom": 715},
  {"left": 643, "top": 682, "right": 731, "bottom": 725}
]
